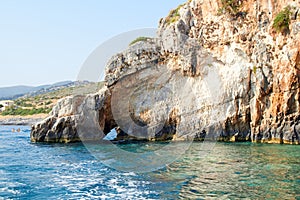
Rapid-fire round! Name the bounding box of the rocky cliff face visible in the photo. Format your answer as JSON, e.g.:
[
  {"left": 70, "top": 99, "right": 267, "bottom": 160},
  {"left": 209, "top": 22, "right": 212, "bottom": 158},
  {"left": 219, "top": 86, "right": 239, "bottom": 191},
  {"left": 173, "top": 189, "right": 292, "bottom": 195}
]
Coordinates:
[{"left": 31, "top": 0, "right": 300, "bottom": 144}]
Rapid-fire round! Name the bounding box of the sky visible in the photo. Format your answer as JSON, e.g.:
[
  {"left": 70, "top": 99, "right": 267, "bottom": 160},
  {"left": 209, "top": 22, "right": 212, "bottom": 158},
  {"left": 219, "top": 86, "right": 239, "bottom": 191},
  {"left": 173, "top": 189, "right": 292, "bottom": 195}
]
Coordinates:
[{"left": 0, "top": 0, "right": 185, "bottom": 87}]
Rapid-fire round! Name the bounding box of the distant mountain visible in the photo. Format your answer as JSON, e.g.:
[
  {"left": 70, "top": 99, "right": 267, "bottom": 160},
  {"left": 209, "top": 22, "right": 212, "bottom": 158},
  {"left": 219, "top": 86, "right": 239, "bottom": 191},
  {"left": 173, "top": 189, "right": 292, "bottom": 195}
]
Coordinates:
[
  {"left": 0, "top": 86, "right": 37, "bottom": 100},
  {"left": 0, "top": 81, "right": 74, "bottom": 100}
]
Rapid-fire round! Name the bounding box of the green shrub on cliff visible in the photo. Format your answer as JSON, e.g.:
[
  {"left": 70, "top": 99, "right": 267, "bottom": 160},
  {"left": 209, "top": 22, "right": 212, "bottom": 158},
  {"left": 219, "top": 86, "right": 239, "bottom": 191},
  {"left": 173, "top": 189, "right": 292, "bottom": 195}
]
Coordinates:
[
  {"left": 129, "top": 37, "right": 151, "bottom": 46},
  {"left": 273, "top": 6, "right": 292, "bottom": 33}
]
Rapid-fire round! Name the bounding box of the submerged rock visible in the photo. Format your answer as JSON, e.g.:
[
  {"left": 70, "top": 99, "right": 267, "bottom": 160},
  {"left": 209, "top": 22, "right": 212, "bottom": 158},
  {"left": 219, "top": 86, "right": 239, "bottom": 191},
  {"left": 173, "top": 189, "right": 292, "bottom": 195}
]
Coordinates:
[{"left": 31, "top": 0, "right": 300, "bottom": 144}]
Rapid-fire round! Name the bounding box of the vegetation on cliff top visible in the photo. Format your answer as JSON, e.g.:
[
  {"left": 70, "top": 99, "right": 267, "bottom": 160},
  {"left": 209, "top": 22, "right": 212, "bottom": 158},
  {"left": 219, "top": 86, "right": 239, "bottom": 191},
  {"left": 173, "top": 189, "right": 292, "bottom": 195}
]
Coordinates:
[
  {"left": 129, "top": 37, "right": 151, "bottom": 46},
  {"left": 273, "top": 6, "right": 292, "bottom": 34},
  {"left": 165, "top": 4, "right": 184, "bottom": 25},
  {"left": 164, "top": 0, "right": 193, "bottom": 25}
]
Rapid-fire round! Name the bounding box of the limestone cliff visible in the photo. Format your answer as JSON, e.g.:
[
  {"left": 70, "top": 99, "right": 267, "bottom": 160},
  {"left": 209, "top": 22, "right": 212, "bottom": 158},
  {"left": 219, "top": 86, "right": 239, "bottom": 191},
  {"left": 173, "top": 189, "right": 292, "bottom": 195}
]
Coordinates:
[{"left": 31, "top": 0, "right": 300, "bottom": 144}]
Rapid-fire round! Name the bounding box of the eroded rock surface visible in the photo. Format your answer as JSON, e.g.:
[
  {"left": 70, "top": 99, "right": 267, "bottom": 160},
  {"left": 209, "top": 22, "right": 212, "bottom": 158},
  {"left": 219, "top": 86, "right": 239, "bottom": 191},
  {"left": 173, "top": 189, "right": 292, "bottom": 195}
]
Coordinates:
[{"left": 31, "top": 0, "right": 300, "bottom": 144}]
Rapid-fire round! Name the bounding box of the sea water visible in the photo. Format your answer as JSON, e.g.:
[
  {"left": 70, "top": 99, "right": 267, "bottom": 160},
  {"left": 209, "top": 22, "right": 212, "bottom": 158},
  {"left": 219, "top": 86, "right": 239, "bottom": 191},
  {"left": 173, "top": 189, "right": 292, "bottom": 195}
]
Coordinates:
[{"left": 0, "top": 126, "right": 299, "bottom": 199}]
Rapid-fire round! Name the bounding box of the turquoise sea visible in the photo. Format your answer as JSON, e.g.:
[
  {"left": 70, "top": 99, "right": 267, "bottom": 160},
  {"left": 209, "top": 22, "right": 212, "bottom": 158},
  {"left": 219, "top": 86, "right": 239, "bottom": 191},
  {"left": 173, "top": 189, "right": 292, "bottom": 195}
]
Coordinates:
[{"left": 0, "top": 125, "right": 299, "bottom": 199}]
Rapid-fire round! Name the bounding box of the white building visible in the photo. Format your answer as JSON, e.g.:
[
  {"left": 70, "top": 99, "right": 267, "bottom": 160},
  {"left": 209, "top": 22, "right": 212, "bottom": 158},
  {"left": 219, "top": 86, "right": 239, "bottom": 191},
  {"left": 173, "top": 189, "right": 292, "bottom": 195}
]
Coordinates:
[{"left": 0, "top": 100, "right": 14, "bottom": 112}]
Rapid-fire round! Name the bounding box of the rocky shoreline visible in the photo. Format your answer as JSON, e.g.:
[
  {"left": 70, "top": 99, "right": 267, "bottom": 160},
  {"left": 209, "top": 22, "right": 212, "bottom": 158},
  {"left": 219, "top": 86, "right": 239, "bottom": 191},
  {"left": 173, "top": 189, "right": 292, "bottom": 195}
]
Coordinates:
[{"left": 31, "top": 0, "right": 300, "bottom": 144}]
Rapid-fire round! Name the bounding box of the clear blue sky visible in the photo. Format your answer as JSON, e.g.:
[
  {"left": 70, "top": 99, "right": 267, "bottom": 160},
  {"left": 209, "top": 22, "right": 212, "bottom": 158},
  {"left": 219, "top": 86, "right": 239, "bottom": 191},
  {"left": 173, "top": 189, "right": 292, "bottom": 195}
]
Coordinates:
[{"left": 0, "top": 0, "right": 185, "bottom": 87}]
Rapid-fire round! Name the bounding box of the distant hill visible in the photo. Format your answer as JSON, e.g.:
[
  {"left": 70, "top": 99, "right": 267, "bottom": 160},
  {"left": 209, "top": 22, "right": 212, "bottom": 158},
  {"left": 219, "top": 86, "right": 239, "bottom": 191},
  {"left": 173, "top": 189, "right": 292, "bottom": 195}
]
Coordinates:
[
  {"left": 0, "top": 81, "right": 104, "bottom": 116},
  {"left": 0, "top": 81, "right": 73, "bottom": 100}
]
